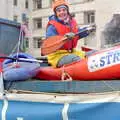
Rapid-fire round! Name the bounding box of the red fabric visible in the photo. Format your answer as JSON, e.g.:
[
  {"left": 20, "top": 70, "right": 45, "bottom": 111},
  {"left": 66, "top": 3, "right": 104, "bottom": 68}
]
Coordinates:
[
  {"left": 81, "top": 46, "right": 93, "bottom": 52},
  {"left": 47, "top": 18, "right": 79, "bottom": 50}
]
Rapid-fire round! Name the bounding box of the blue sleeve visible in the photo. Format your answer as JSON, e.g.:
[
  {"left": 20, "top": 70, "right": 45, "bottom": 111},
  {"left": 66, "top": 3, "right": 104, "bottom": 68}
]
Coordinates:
[
  {"left": 78, "top": 27, "right": 89, "bottom": 39},
  {"left": 46, "top": 25, "right": 58, "bottom": 38}
]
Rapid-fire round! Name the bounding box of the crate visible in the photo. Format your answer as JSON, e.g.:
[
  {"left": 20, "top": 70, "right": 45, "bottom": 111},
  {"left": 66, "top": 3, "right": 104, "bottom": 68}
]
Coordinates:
[{"left": 0, "top": 18, "right": 22, "bottom": 55}]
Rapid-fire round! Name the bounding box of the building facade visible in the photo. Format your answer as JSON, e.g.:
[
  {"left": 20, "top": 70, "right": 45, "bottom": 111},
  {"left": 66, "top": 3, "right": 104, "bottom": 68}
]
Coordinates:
[
  {"left": 29, "top": 0, "right": 120, "bottom": 58},
  {"left": 0, "top": 0, "right": 120, "bottom": 57},
  {"left": 0, "top": 0, "right": 31, "bottom": 22},
  {"left": 0, "top": 0, "right": 32, "bottom": 55}
]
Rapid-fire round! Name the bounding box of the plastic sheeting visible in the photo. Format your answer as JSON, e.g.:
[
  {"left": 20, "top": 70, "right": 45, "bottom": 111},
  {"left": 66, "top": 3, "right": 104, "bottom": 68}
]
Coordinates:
[
  {"left": 0, "top": 18, "right": 24, "bottom": 55},
  {"left": 0, "top": 91, "right": 120, "bottom": 120}
]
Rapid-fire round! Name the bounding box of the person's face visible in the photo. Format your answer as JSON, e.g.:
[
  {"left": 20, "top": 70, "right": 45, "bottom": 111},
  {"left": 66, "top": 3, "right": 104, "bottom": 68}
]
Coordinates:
[{"left": 55, "top": 7, "right": 68, "bottom": 21}]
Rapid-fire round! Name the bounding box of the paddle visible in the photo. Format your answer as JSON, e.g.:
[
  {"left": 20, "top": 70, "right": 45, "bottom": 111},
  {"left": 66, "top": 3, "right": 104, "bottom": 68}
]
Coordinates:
[
  {"left": 0, "top": 56, "right": 45, "bottom": 63},
  {"left": 41, "top": 24, "right": 96, "bottom": 55}
]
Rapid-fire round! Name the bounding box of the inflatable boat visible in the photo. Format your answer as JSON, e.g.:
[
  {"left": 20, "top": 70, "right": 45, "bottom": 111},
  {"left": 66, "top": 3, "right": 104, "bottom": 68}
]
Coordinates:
[
  {"left": 35, "top": 45, "right": 120, "bottom": 81},
  {"left": 2, "top": 53, "right": 40, "bottom": 81},
  {"left": 1, "top": 45, "right": 120, "bottom": 81}
]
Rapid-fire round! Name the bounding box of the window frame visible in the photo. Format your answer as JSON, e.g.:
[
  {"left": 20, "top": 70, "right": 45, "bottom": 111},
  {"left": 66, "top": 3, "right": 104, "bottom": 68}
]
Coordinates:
[
  {"left": 34, "top": 18, "right": 42, "bottom": 29},
  {"left": 13, "top": 0, "right": 17, "bottom": 6},
  {"left": 33, "top": 38, "right": 42, "bottom": 48},
  {"left": 13, "top": 15, "right": 18, "bottom": 22},
  {"left": 25, "top": 0, "right": 29, "bottom": 9},
  {"left": 84, "top": 11, "right": 95, "bottom": 24}
]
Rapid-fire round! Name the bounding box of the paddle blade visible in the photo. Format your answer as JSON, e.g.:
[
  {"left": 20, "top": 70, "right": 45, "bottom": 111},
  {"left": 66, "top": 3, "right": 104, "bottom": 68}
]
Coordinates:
[{"left": 41, "top": 35, "right": 67, "bottom": 55}]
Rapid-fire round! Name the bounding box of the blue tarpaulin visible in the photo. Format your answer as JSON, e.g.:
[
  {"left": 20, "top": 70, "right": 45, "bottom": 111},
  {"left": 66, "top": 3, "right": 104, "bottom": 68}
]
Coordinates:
[{"left": 0, "top": 91, "right": 120, "bottom": 120}]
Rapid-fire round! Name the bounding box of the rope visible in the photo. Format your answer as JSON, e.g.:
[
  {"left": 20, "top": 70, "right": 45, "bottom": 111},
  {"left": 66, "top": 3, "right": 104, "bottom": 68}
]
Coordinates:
[
  {"left": 10, "top": 24, "right": 25, "bottom": 54},
  {"left": 16, "top": 25, "right": 24, "bottom": 63},
  {"left": 61, "top": 66, "right": 73, "bottom": 81}
]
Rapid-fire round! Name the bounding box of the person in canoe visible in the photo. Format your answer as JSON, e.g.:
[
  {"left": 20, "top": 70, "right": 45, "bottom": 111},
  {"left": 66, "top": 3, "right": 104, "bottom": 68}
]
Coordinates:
[{"left": 45, "top": 0, "right": 96, "bottom": 68}]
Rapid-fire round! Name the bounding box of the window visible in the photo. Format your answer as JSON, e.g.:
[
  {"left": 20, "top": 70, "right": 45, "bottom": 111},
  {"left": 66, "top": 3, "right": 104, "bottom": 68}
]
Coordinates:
[
  {"left": 33, "top": 38, "right": 42, "bottom": 48},
  {"left": 34, "top": 18, "right": 42, "bottom": 29},
  {"left": 13, "top": 15, "right": 18, "bottom": 22},
  {"left": 25, "top": 0, "right": 29, "bottom": 9},
  {"left": 37, "top": 19, "right": 42, "bottom": 28},
  {"left": 84, "top": 11, "right": 95, "bottom": 46},
  {"left": 34, "top": 0, "right": 42, "bottom": 9},
  {"left": 13, "top": 0, "right": 17, "bottom": 6},
  {"left": 88, "top": 12, "right": 95, "bottom": 23},
  {"left": 25, "top": 38, "right": 29, "bottom": 48},
  {"left": 84, "top": 0, "right": 94, "bottom": 2},
  {"left": 49, "top": 0, "right": 53, "bottom": 7},
  {"left": 22, "top": 13, "right": 28, "bottom": 22},
  {"left": 84, "top": 11, "right": 95, "bottom": 24}
]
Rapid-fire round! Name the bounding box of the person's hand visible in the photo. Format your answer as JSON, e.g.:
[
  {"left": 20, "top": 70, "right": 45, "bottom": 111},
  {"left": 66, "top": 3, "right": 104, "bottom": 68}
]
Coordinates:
[{"left": 64, "top": 32, "right": 75, "bottom": 39}]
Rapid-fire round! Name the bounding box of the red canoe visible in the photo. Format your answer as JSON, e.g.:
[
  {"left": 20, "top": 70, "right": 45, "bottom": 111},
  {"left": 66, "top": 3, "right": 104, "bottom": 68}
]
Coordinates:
[{"left": 35, "top": 45, "right": 120, "bottom": 81}]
